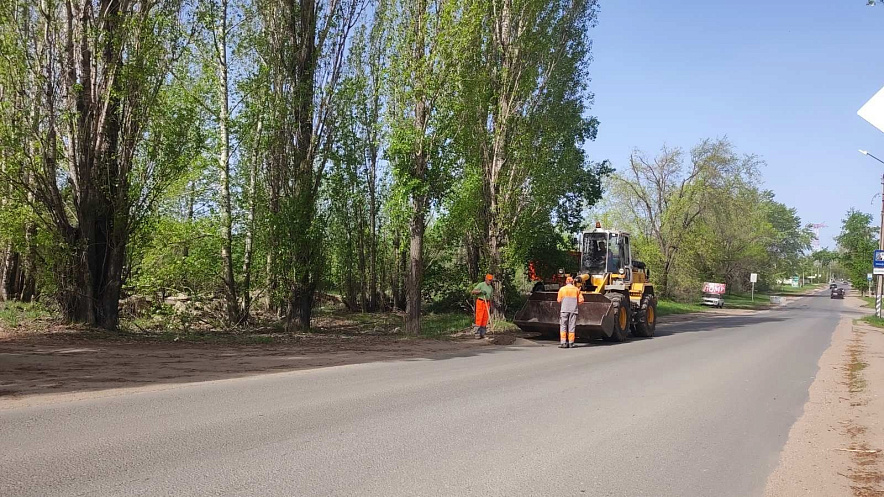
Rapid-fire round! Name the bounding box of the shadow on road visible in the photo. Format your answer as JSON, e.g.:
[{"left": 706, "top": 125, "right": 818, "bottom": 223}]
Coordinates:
[
  {"left": 0, "top": 293, "right": 856, "bottom": 404},
  {"left": 0, "top": 333, "right": 518, "bottom": 403},
  {"left": 525, "top": 311, "right": 791, "bottom": 348}
]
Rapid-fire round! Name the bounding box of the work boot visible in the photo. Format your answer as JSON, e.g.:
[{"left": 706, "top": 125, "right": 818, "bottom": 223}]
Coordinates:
[
  {"left": 559, "top": 343, "right": 568, "bottom": 348},
  {"left": 569, "top": 342, "right": 575, "bottom": 348}
]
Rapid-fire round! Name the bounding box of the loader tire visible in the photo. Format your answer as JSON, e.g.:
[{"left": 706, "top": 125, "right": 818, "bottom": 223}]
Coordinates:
[
  {"left": 632, "top": 294, "right": 657, "bottom": 338},
  {"left": 603, "top": 293, "right": 630, "bottom": 342}
]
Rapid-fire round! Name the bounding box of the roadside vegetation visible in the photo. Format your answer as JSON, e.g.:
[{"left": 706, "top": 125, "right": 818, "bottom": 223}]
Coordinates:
[
  {"left": 0, "top": 0, "right": 842, "bottom": 340},
  {"left": 656, "top": 301, "right": 706, "bottom": 316},
  {"left": 859, "top": 315, "right": 884, "bottom": 329},
  {"left": 0, "top": 302, "right": 50, "bottom": 331}
]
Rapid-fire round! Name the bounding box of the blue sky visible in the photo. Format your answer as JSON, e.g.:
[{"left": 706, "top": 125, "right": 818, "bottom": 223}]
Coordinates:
[{"left": 584, "top": 1, "right": 884, "bottom": 248}]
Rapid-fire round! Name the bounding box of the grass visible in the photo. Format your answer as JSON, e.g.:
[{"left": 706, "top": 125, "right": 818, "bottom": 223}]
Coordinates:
[
  {"left": 315, "top": 309, "right": 487, "bottom": 338},
  {"left": 0, "top": 301, "right": 50, "bottom": 329},
  {"left": 656, "top": 300, "right": 706, "bottom": 316},
  {"left": 420, "top": 313, "right": 473, "bottom": 337},
  {"left": 723, "top": 293, "right": 772, "bottom": 310},
  {"left": 420, "top": 312, "right": 519, "bottom": 338},
  {"left": 859, "top": 315, "right": 884, "bottom": 328},
  {"left": 656, "top": 290, "right": 777, "bottom": 316},
  {"left": 771, "top": 284, "right": 821, "bottom": 295},
  {"left": 124, "top": 308, "right": 494, "bottom": 342}
]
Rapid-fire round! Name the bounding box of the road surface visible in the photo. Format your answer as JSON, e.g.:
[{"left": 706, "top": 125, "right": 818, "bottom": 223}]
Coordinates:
[{"left": 0, "top": 290, "right": 853, "bottom": 496}]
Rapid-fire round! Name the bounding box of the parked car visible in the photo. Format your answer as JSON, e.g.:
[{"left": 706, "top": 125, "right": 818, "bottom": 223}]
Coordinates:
[
  {"left": 701, "top": 293, "right": 724, "bottom": 308},
  {"left": 830, "top": 288, "right": 845, "bottom": 299}
]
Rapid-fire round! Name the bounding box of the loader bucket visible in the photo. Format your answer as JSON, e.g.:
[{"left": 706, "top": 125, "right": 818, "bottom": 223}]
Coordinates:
[{"left": 513, "top": 292, "right": 616, "bottom": 339}]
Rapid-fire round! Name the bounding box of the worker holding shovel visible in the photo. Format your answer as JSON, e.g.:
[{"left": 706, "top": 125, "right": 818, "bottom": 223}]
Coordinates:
[{"left": 470, "top": 274, "right": 494, "bottom": 339}]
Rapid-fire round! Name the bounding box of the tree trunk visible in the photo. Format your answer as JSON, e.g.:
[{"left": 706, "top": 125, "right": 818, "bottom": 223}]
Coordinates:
[
  {"left": 405, "top": 206, "right": 425, "bottom": 335},
  {"left": 0, "top": 243, "right": 9, "bottom": 301},
  {"left": 366, "top": 70, "right": 381, "bottom": 311},
  {"left": 20, "top": 223, "right": 37, "bottom": 302},
  {"left": 404, "top": 0, "right": 428, "bottom": 335},
  {"left": 368, "top": 178, "right": 378, "bottom": 311},
  {"left": 484, "top": 0, "right": 514, "bottom": 319},
  {"left": 0, "top": 154, "right": 8, "bottom": 301},
  {"left": 265, "top": 177, "right": 279, "bottom": 314},
  {"left": 660, "top": 257, "right": 672, "bottom": 298},
  {"left": 357, "top": 207, "right": 368, "bottom": 312},
  {"left": 287, "top": 271, "right": 316, "bottom": 332},
  {"left": 241, "top": 119, "right": 262, "bottom": 321},
  {"left": 60, "top": 0, "right": 131, "bottom": 330},
  {"left": 8, "top": 0, "right": 179, "bottom": 329},
  {"left": 3, "top": 251, "right": 20, "bottom": 301},
  {"left": 261, "top": 0, "right": 325, "bottom": 330},
  {"left": 392, "top": 230, "right": 406, "bottom": 311},
  {"left": 487, "top": 227, "right": 505, "bottom": 317},
  {"left": 215, "top": 0, "right": 238, "bottom": 326},
  {"left": 183, "top": 181, "right": 195, "bottom": 258}
]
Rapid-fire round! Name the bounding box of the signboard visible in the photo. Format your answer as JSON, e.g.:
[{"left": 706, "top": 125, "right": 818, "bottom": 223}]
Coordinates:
[
  {"left": 874, "top": 251, "right": 884, "bottom": 275},
  {"left": 750, "top": 273, "right": 758, "bottom": 283},
  {"left": 702, "top": 282, "right": 726, "bottom": 295},
  {"left": 859, "top": 85, "right": 884, "bottom": 134},
  {"left": 791, "top": 276, "right": 800, "bottom": 288}
]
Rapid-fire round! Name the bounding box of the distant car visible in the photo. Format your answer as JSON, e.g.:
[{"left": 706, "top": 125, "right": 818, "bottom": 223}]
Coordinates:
[
  {"left": 830, "top": 288, "right": 845, "bottom": 299},
  {"left": 701, "top": 293, "right": 724, "bottom": 308},
  {"left": 829, "top": 283, "right": 838, "bottom": 289}
]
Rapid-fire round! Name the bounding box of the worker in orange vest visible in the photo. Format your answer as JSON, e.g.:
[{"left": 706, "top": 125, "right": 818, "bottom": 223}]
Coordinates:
[
  {"left": 470, "top": 274, "right": 494, "bottom": 339},
  {"left": 557, "top": 276, "right": 584, "bottom": 348}
]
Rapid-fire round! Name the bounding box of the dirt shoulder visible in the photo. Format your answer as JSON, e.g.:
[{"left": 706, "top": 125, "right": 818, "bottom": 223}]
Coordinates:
[
  {"left": 0, "top": 329, "right": 520, "bottom": 410},
  {"left": 0, "top": 302, "right": 777, "bottom": 410},
  {"left": 765, "top": 295, "right": 884, "bottom": 497}
]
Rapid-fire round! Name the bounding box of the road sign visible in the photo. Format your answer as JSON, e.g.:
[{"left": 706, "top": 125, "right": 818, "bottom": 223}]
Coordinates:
[
  {"left": 875, "top": 250, "right": 884, "bottom": 268},
  {"left": 859, "top": 85, "right": 884, "bottom": 134},
  {"left": 870, "top": 273, "right": 874, "bottom": 281},
  {"left": 750, "top": 273, "right": 758, "bottom": 283},
  {"left": 791, "top": 276, "right": 799, "bottom": 288}
]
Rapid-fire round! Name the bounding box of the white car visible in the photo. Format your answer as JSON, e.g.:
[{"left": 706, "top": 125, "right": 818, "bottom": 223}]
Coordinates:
[{"left": 701, "top": 293, "right": 724, "bottom": 308}]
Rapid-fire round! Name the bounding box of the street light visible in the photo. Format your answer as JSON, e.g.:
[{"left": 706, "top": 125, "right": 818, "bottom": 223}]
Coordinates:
[{"left": 860, "top": 149, "right": 884, "bottom": 165}]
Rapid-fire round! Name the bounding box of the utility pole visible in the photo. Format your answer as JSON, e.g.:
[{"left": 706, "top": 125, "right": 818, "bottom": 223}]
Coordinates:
[
  {"left": 860, "top": 152, "right": 884, "bottom": 315},
  {"left": 878, "top": 173, "right": 884, "bottom": 317}
]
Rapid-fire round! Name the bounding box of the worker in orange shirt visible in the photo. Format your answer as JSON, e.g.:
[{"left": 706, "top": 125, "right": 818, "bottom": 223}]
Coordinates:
[
  {"left": 557, "top": 276, "right": 584, "bottom": 348},
  {"left": 470, "top": 274, "right": 494, "bottom": 339}
]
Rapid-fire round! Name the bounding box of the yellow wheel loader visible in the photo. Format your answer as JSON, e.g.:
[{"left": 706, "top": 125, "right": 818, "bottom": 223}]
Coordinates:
[{"left": 514, "top": 224, "right": 657, "bottom": 342}]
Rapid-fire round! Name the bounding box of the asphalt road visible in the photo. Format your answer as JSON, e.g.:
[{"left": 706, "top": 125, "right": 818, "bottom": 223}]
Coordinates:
[{"left": 0, "top": 290, "right": 856, "bottom": 496}]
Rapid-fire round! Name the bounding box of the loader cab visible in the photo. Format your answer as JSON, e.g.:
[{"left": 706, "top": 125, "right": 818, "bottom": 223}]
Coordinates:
[{"left": 581, "top": 230, "right": 633, "bottom": 287}]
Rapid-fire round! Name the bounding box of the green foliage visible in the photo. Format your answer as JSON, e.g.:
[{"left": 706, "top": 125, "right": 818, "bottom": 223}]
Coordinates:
[
  {"left": 0, "top": 0, "right": 813, "bottom": 336},
  {"left": 859, "top": 315, "right": 884, "bottom": 328},
  {"left": 837, "top": 209, "right": 878, "bottom": 293},
  {"left": 130, "top": 216, "right": 224, "bottom": 297},
  {"left": 607, "top": 139, "right": 809, "bottom": 301},
  {"left": 0, "top": 301, "right": 50, "bottom": 329},
  {"left": 656, "top": 300, "right": 705, "bottom": 316},
  {"left": 420, "top": 313, "right": 474, "bottom": 337}
]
